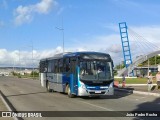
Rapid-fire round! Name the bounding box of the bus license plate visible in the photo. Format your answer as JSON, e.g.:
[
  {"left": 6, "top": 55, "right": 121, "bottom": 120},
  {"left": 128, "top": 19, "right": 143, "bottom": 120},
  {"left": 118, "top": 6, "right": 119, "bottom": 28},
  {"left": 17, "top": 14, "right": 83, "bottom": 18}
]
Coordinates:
[{"left": 95, "top": 91, "right": 101, "bottom": 93}]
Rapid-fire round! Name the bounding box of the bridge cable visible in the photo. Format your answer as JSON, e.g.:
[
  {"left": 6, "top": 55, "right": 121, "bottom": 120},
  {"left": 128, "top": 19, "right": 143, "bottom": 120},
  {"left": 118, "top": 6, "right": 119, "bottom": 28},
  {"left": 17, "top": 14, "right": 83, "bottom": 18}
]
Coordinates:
[
  {"left": 128, "top": 28, "right": 160, "bottom": 51},
  {"left": 128, "top": 29, "right": 157, "bottom": 51},
  {"left": 129, "top": 31, "right": 150, "bottom": 56},
  {"left": 129, "top": 33, "right": 147, "bottom": 58}
]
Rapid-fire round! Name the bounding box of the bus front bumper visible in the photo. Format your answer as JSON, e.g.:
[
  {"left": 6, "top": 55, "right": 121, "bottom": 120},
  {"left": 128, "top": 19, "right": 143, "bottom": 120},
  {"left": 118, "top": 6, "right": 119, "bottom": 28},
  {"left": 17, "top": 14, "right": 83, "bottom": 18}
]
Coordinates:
[{"left": 78, "top": 87, "right": 114, "bottom": 96}]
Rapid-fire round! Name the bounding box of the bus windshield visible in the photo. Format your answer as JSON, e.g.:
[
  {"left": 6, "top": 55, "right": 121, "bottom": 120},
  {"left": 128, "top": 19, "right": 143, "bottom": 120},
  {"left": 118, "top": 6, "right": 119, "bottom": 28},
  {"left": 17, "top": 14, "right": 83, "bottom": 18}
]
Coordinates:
[{"left": 79, "top": 60, "right": 113, "bottom": 81}]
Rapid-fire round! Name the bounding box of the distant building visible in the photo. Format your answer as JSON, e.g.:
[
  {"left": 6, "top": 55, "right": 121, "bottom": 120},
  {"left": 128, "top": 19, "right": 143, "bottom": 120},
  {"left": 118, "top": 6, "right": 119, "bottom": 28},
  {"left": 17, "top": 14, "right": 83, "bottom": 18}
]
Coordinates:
[
  {"left": 134, "top": 66, "right": 158, "bottom": 77},
  {"left": 0, "top": 67, "right": 38, "bottom": 76}
]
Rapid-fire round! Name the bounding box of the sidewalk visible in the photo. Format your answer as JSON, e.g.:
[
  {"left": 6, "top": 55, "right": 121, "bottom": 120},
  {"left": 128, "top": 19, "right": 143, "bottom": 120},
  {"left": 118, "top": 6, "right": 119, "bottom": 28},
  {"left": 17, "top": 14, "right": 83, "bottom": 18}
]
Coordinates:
[{"left": 115, "top": 84, "right": 160, "bottom": 97}]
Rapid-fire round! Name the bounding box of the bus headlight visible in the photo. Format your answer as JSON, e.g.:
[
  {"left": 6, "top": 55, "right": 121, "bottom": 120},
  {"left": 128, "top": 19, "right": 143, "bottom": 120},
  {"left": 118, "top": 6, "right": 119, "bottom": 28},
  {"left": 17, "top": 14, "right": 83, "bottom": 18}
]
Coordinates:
[
  {"left": 81, "top": 84, "right": 86, "bottom": 89},
  {"left": 109, "top": 82, "right": 113, "bottom": 88}
]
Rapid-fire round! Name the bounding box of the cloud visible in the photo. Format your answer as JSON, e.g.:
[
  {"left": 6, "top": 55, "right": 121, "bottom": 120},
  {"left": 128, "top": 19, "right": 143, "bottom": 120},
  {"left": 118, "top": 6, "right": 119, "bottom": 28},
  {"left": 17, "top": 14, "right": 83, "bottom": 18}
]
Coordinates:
[
  {"left": 0, "top": 46, "right": 63, "bottom": 67},
  {"left": 66, "top": 34, "right": 124, "bottom": 65},
  {"left": 129, "top": 25, "right": 160, "bottom": 42},
  {"left": 0, "top": 49, "right": 19, "bottom": 67},
  {"left": 70, "top": 34, "right": 121, "bottom": 54},
  {"left": 0, "top": 46, "right": 99, "bottom": 67},
  {"left": 67, "top": 24, "right": 160, "bottom": 65},
  {"left": 1, "top": 24, "right": 160, "bottom": 67},
  {"left": 127, "top": 26, "right": 160, "bottom": 58},
  {"left": 0, "top": 45, "right": 122, "bottom": 67},
  {"left": 35, "top": 0, "right": 55, "bottom": 14},
  {"left": 107, "top": 44, "right": 122, "bottom": 53},
  {"left": 14, "top": 0, "right": 57, "bottom": 25}
]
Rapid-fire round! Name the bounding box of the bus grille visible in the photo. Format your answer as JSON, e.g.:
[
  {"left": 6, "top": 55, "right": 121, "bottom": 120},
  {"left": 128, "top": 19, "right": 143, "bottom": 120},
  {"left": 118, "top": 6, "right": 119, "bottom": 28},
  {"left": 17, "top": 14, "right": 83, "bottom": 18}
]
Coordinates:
[{"left": 89, "top": 92, "right": 105, "bottom": 94}]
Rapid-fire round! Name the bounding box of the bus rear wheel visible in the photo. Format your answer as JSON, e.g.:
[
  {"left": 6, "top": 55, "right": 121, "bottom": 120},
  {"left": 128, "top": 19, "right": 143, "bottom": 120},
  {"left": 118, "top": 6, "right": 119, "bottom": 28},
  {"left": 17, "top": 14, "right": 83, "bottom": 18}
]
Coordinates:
[
  {"left": 66, "top": 85, "right": 74, "bottom": 98},
  {"left": 46, "top": 81, "right": 52, "bottom": 92}
]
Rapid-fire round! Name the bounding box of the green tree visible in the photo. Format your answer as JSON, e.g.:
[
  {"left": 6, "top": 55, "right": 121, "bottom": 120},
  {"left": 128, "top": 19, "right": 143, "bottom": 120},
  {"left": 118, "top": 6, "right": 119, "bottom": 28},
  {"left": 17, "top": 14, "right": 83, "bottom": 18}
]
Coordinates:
[{"left": 30, "top": 71, "right": 39, "bottom": 77}]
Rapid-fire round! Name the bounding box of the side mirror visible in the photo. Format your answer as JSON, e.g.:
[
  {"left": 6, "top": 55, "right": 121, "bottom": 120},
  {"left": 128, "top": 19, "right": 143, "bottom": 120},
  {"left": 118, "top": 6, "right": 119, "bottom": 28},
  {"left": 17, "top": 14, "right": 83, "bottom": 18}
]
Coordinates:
[
  {"left": 44, "top": 67, "right": 47, "bottom": 73},
  {"left": 112, "top": 62, "right": 114, "bottom": 68}
]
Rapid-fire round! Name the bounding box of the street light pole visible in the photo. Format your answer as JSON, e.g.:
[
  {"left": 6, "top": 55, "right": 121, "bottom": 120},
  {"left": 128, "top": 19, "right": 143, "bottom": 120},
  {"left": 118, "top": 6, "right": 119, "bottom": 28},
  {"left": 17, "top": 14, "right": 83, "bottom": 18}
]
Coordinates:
[
  {"left": 55, "top": 17, "right": 64, "bottom": 55},
  {"left": 31, "top": 44, "right": 34, "bottom": 79},
  {"left": 55, "top": 27, "right": 64, "bottom": 54},
  {"left": 20, "top": 44, "right": 34, "bottom": 79},
  {"left": 62, "top": 27, "right": 64, "bottom": 54}
]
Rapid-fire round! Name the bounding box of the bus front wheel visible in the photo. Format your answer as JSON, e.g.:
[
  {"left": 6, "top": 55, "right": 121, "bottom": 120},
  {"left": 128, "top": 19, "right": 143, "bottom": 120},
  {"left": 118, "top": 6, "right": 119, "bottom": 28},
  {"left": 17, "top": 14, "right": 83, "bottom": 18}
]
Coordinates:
[{"left": 66, "top": 85, "right": 74, "bottom": 98}]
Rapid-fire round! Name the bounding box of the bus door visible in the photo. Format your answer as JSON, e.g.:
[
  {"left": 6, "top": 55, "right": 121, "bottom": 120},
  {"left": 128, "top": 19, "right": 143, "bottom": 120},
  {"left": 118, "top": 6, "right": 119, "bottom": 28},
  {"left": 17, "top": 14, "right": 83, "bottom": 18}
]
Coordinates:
[
  {"left": 40, "top": 60, "right": 48, "bottom": 88},
  {"left": 70, "top": 57, "right": 78, "bottom": 95}
]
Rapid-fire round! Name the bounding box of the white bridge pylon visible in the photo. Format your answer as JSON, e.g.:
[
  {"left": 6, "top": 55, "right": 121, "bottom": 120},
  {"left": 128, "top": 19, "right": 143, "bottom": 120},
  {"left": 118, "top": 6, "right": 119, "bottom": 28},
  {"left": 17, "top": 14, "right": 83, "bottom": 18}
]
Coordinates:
[{"left": 117, "top": 50, "right": 160, "bottom": 77}]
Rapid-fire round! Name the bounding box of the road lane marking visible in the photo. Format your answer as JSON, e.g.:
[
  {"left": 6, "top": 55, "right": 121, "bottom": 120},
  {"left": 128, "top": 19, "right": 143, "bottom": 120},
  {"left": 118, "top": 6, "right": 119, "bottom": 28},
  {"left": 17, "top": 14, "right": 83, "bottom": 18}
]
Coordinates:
[
  {"left": 78, "top": 100, "right": 128, "bottom": 117},
  {"left": 78, "top": 100, "right": 114, "bottom": 111},
  {"left": 135, "top": 97, "right": 146, "bottom": 101},
  {"left": 120, "top": 95, "right": 148, "bottom": 103}
]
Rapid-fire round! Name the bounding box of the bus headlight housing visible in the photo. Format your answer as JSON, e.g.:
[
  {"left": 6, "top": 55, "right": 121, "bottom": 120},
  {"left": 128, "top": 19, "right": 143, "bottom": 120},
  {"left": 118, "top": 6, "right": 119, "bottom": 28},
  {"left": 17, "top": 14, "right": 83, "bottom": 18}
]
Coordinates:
[
  {"left": 81, "top": 84, "right": 86, "bottom": 89},
  {"left": 109, "top": 82, "right": 113, "bottom": 88}
]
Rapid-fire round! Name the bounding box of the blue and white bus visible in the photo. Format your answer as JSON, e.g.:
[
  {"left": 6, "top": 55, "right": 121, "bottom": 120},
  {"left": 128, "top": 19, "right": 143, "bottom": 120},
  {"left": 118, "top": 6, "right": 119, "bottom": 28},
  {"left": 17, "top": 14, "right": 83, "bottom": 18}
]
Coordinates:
[{"left": 39, "top": 52, "right": 114, "bottom": 98}]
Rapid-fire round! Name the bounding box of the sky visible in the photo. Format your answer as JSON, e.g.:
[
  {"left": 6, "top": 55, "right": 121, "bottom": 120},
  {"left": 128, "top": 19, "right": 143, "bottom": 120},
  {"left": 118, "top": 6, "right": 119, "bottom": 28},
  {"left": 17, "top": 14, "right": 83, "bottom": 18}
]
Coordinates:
[{"left": 1, "top": 0, "right": 160, "bottom": 67}]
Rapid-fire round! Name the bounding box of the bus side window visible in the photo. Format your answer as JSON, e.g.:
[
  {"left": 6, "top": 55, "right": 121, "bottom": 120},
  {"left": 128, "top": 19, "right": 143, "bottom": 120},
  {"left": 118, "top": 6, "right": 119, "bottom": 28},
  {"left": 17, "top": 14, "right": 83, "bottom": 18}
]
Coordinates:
[
  {"left": 51, "top": 60, "right": 55, "bottom": 73},
  {"left": 70, "top": 57, "right": 76, "bottom": 74},
  {"left": 63, "top": 58, "right": 70, "bottom": 77},
  {"left": 66, "top": 58, "right": 70, "bottom": 72},
  {"left": 39, "top": 62, "right": 42, "bottom": 72},
  {"left": 48, "top": 60, "right": 55, "bottom": 73},
  {"left": 59, "top": 59, "right": 63, "bottom": 73},
  {"left": 45, "top": 61, "right": 48, "bottom": 72},
  {"left": 54, "top": 59, "right": 58, "bottom": 73},
  {"left": 48, "top": 60, "right": 53, "bottom": 73}
]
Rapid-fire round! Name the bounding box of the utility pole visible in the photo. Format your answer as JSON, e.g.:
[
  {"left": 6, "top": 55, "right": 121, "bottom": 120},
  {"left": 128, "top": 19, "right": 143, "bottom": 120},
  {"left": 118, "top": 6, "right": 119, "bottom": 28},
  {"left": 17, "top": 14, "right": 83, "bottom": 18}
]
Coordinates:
[
  {"left": 21, "top": 44, "right": 34, "bottom": 79},
  {"left": 12, "top": 60, "right": 15, "bottom": 72},
  {"left": 19, "top": 49, "right": 21, "bottom": 75},
  {"left": 155, "top": 55, "right": 157, "bottom": 73},
  {"left": 148, "top": 59, "right": 150, "bottom": 76},
  {"left": 155, "top": 55, "right": 157, "bottom": 66}
]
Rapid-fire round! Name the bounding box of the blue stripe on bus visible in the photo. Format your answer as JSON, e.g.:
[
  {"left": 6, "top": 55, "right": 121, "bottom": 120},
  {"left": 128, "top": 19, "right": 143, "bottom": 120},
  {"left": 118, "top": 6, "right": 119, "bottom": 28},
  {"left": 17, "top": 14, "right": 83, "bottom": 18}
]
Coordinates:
[
  {"left": 77, "top": 66, "right": 80, "bottom": 87},
  {"left": 62, "top": 74, "right": 70, "bottom": 92}
]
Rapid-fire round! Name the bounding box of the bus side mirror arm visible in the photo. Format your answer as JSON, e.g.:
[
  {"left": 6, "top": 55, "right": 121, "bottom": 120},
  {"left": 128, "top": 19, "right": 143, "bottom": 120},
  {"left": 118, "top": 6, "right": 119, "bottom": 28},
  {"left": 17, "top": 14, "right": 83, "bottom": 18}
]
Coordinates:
[{"left": 112, "top": 62, "right": 114, "bottom": 68}]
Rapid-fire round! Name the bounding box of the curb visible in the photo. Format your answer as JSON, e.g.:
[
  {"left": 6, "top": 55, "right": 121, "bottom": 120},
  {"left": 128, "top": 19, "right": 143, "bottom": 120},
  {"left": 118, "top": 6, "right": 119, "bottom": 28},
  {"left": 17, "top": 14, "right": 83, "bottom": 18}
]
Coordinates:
[
  {"left": 21, "top": 77, "right": 38, "bottom": 80},
  {"left": 115, "top": 88, "right": 160, "bottom": 97},
  {"left": 0, "top": 90, "right": 23, "bottom": 120},
  {"left": 118, "top": 84, "right": 157, "bottom": 86},
  {"left": 0, "top": 90, "right": 12, "bottom": 111}
]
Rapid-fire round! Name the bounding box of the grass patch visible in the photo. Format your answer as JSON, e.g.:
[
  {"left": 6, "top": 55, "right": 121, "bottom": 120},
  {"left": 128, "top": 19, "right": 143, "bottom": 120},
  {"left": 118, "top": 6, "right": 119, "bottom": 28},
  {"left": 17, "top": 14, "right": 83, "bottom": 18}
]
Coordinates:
[
  {"left": 12, "top": 71, "right": 39, "bottom": 80},
  {"left": 115, "top": 78, "right": 157, "bottom": 84},
  {"left": 19, "top": 75, "right": 39, "bottom": 80}
]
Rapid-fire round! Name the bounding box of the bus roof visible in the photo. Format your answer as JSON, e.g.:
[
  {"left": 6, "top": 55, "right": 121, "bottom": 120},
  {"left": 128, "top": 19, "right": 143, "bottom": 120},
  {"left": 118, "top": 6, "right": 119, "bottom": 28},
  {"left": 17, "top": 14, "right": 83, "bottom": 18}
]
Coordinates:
[{"left": 40, "top": 51, "right": 111, "bottom": 61}]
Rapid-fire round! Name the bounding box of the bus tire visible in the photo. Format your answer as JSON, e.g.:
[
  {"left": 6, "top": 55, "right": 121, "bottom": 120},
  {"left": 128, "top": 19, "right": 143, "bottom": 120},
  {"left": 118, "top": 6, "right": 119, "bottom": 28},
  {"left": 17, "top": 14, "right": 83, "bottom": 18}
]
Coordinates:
[
  {"left": 67, "top": 85, "right": 74, "bottom": 98},
  {"left": 46, "top": 81, "right": 52, "bottom": 92}
]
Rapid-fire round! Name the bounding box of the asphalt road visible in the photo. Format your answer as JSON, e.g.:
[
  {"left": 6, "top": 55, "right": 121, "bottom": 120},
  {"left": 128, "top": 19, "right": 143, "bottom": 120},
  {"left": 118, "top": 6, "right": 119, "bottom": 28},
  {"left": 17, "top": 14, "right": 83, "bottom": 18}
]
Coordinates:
[{"left": 0, "top": 76, "right": 160, "bottom": 120}]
